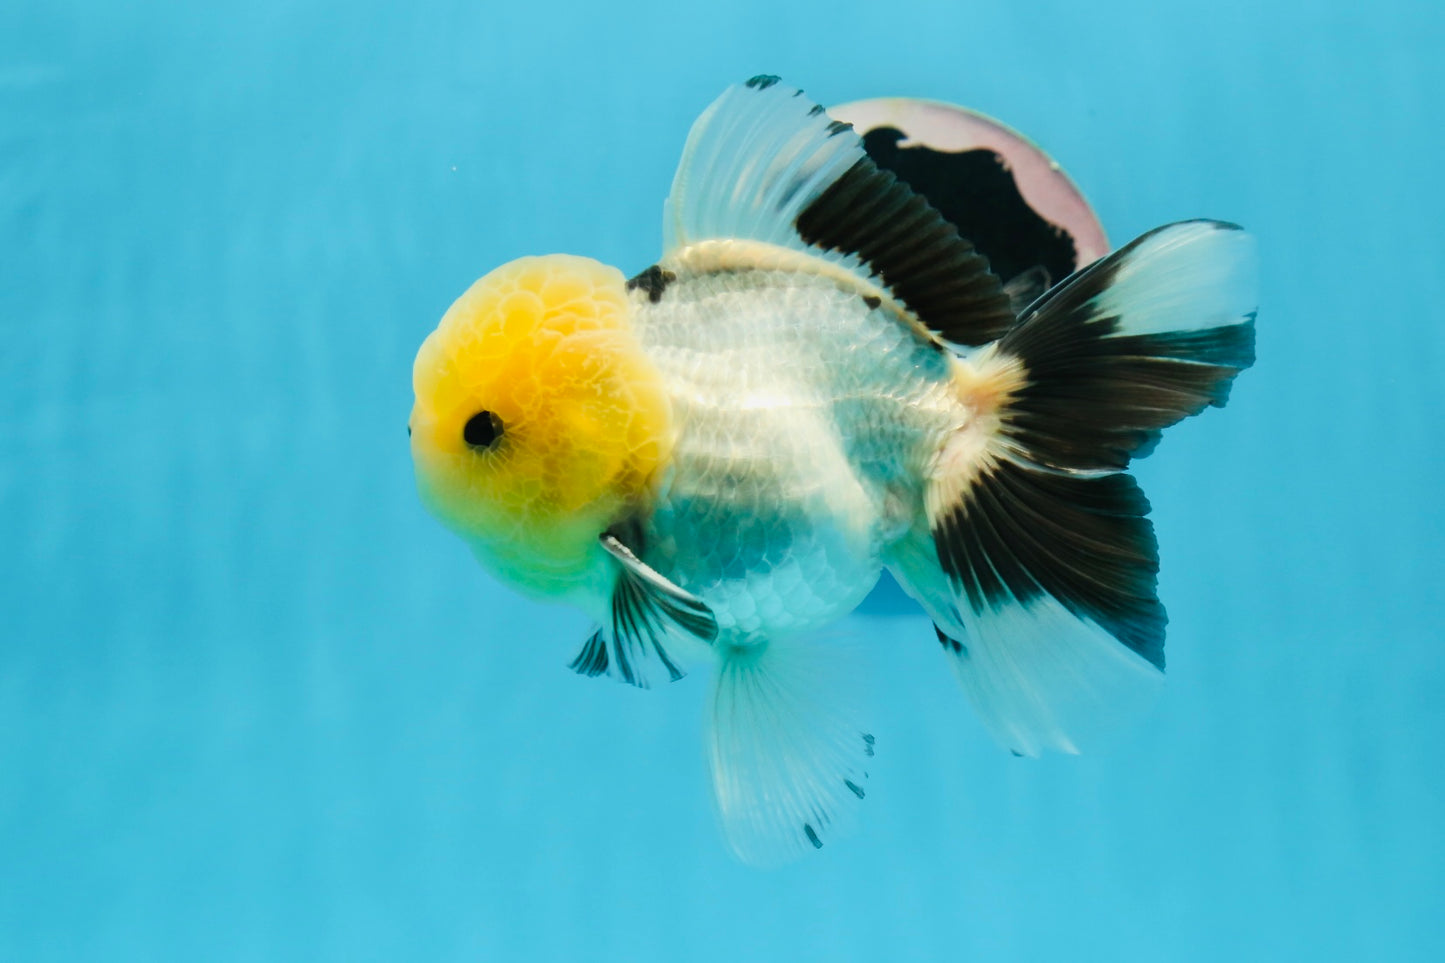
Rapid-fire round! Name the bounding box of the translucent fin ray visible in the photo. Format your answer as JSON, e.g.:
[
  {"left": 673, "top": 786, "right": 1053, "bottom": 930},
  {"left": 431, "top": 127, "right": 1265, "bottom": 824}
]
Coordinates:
[
  {"left": 663, "top": 77, "right": 1014, "bottom": 347},
  {"left": 932, "top": 596, "right": 1165, "bottom": 757},
  {"left": 707, "top": 633, "right": 872, "bottom": 866},
  {"left": 664, "top": 75, "right": 864, "bottom": 254}
]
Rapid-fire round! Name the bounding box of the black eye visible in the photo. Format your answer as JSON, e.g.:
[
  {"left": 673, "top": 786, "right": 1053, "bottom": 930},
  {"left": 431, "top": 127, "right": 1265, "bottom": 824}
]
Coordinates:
[{"left": 463, "top": 410, "right": 503, "bottom": 450}]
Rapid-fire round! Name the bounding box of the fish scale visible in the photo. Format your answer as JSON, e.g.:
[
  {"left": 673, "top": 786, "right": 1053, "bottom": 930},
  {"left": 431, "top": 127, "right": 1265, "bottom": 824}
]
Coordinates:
[{"left": 631, "top": 265, "right": 956, "bottom": 640}]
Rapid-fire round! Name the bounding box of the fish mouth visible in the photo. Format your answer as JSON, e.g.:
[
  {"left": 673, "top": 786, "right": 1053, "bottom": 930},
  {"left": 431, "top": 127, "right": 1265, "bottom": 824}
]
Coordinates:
[{"left": 406, "top": 403, "right": 443, "bottom": 451}]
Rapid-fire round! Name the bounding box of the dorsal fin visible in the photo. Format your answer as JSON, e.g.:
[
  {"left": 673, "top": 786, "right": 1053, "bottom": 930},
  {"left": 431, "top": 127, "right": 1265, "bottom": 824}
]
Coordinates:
[
  {"left": 794, "top": 157, "right": 1016, "bottom": 346},
  {"left": 663, "top": 76, "right": 1015, "bottom": 348}
]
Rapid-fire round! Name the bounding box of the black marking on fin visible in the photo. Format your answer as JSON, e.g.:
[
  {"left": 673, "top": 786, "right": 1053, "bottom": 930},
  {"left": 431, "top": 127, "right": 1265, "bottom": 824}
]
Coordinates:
[
  {"left": 1004, "top": 317, "right": 1258, "bottom": 471},
  {"left": 796, "top": 157, "right": 1014, "bottom": 347},
  {"left": 934, "top": 623, "right": 968, "bottom": 658},
  {"left": 862, "top": 732, "right": 875, "bottom": 757},
  {"left": 808, "top": 103, "right": 826, "bottom": 117},
  {"left": 609, "top": 572, "right": 684, "bottom": 686},
  {"left": 862, "top": 294, "right": 882, "bottom": 310},
  {"left": 804, "top": 824, "right": 823, "bottom": 849},
  {"left": 860, "top": 127, "right": 1081, "bottom": 292},
  {"left": 933, "top": 463, "right": 1166, "bottom": 668},
  {"left": 575, "top": 530, "right": 719, "bottom": 688},
  {"left": 998, "top": 225, "right": 1256, "bottom": 473},
  {"left": 746, "top": 74, "right": 781, "bottom": 90},
  {"left": 928, "top": 222, "right": 1256, "bottom": 669},
  {"left": 626, "top": 265, "right": 677, "bottom": 304},
  {"left": 825, "top": 119, "right": 853, "bottom": 137},
  {"left": 568, "top": 629, "right": 610, "bottom": 677},
  {"left": 845, "top": 779, "right": 866, "bottom": 799},
  {"left": 1011, "top": 750, "right": 1025, "bottom": 758}
]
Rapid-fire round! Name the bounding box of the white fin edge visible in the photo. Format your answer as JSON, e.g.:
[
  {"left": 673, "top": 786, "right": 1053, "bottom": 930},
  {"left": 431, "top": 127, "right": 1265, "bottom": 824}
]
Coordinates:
[
  {"left": 664, "top": 77, "right": 866, "bottom": 259},
  {"left": 1093, "top": 221, "right": 1259, "bottom": 337},
  {"left": 888, "top": 529, "right": 1164, "bottom": 758},
  {"left": 942, "top": 596, "right": 1165, "bottom": 757}
]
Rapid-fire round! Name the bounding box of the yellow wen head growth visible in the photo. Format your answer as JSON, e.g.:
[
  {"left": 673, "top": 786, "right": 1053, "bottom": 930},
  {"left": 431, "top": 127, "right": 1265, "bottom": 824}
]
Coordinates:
[{"left": 409, "top": 254, "right": 672, "bottom": 598}]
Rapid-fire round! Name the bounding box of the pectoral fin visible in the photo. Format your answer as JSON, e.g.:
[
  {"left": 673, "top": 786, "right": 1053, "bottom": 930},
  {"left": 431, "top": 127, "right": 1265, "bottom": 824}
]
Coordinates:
[{"left": 569, "top": 532, "right": 719, "bottom": 688}]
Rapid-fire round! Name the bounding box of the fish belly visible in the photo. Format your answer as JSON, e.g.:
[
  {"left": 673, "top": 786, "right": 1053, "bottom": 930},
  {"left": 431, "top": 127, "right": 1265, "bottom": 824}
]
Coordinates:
[{"left": 633, "top": 267, "right": 958, "bottom": 640}]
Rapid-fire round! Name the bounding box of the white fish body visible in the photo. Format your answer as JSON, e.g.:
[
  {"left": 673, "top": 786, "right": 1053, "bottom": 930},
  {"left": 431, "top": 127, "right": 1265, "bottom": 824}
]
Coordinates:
[
  {"left": 409, "top": 76, "right": 1259, "bottom": 865},
  {"left": 632, "top": 246, "right": 955, "bottom": 640}
]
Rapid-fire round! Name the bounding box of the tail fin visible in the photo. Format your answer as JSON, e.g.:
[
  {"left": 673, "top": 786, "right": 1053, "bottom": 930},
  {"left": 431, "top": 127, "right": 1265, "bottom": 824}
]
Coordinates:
[
  {"left": 995, "top": 220, "right": 1257, "bottom": 473},
  {"left": 897, "top": 220, "right": 1257, "bottom": 756}
]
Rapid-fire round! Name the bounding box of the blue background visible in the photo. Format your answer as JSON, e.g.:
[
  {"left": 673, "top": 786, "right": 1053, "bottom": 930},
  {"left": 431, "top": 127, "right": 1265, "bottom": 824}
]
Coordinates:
[{"left": 3, "top": 1, "right": 1441, "bottom": 959}]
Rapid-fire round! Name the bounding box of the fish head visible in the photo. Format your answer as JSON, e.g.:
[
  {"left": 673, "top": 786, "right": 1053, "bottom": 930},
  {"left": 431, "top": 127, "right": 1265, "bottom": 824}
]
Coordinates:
[{"left": 409, "top": 254, "right": 672, "bottom": 598}]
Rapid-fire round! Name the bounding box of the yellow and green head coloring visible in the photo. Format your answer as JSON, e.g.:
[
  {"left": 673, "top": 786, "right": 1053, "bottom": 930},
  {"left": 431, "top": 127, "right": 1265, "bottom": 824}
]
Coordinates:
[{"left": 409, "top": 254, "right": 672, "bottom": 598}]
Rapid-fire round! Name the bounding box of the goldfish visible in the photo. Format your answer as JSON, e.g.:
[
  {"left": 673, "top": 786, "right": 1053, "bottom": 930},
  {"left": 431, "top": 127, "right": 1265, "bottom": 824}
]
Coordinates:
[{"left": 409, "top": 76, "right": 1257, "bottom": 865}]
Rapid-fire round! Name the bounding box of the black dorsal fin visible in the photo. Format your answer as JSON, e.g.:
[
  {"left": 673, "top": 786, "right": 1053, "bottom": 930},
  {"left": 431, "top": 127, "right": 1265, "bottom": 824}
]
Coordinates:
[
  {"left": 795, "top": 155, "right": 1016, "bottom": 348},
  {"left": 857, "top": 126, "right": 1082, "bottom": 291},
  {"left": 662, "top": 79, "right": 1015, "bottom": 349}
]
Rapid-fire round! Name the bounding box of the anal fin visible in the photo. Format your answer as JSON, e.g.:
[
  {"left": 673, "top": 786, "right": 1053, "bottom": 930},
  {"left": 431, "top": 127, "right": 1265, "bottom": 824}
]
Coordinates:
[{"left": 708, "top": 633, "right": 872, "bottom": 865}]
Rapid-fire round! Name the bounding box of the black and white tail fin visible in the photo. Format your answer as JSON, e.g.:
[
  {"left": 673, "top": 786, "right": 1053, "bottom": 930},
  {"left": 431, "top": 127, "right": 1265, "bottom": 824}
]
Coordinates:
[
  {"left": 893, "top": 220, "right": 1257, "bottom": 757},
  {"left": 994, "top": 220, "right": 1258, "bottom": 474}
]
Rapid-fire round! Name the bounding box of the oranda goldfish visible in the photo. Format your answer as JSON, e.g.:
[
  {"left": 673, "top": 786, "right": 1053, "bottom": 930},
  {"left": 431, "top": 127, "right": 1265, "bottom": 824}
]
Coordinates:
[{"left": 409, "top": 76, "right": 1257, "bottom": 865}]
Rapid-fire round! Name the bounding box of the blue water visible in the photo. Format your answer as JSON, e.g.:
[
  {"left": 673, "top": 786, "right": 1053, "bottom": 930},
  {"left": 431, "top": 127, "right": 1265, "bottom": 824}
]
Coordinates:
[{"left": 3, "top": 1, "right": 1442, "bottom": 960}]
